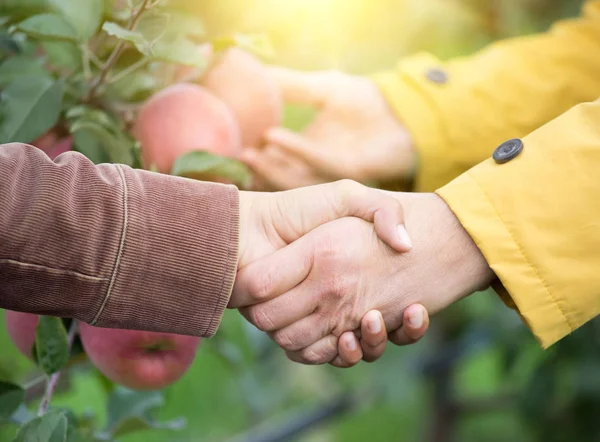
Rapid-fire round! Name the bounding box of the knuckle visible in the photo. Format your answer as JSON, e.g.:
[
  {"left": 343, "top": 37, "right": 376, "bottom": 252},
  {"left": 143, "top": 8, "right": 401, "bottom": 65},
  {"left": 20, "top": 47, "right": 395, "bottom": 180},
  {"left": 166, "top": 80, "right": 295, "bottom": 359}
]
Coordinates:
[
  {"left": 299, "top": 347, "right": 326, "bottom": 365},
  {"left": 330, "top": 303, "right": 357, "bottom": 337},
  {"left": 247, "top": 272, "right": 273, "bottom": 302},
  {"left": 248, "top": 307, "right": 275, "bottom": 332},
  {"left": 335, "top": 179, "right": 361, "bottom": 198},
  {"left": 272, "top": 329, "right": 296, "bottom": 351}
]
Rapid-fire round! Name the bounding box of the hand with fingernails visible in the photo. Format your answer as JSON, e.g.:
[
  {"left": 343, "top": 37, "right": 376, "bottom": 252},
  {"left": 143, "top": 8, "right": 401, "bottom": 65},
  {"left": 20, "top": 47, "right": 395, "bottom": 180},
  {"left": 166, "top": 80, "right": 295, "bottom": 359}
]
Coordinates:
[
  {"left": 241, "top": 67, "right": 416, "bottom": 191},
  {"left": 233, "top": 180, "right": 433, "bottom": 367},
  {"left": 233, "top": 192, "right": 493, "bottom": 367}
]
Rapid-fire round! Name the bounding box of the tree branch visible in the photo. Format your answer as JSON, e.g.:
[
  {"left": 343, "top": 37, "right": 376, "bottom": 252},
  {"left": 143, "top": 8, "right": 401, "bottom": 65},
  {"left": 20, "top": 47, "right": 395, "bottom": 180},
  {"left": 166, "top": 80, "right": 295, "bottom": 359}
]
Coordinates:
[{"left": 85, "top": 0, "right": 151, "bottom": 101}]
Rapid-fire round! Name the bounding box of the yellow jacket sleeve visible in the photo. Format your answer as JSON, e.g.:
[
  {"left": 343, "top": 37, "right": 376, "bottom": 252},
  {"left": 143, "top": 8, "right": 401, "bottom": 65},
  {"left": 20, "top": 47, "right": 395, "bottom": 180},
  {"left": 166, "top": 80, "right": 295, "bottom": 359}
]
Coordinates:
[
  {"left": 437, "top": 100, "right": 600, "bottom": 349},
  {"left": 373, "top": 1, "right": 600, "bottom": 192}
]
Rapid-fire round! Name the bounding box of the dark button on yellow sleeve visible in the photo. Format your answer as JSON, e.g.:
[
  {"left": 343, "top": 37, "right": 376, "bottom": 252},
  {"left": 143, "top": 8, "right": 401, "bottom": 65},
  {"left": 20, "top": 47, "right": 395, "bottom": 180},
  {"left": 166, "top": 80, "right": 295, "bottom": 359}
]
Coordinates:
[
  {"left": 425, "top": 67, "right": 448, "bottom": 84},
  {"left": 493, "top": 138, "right": 523, "bottom": 164}
]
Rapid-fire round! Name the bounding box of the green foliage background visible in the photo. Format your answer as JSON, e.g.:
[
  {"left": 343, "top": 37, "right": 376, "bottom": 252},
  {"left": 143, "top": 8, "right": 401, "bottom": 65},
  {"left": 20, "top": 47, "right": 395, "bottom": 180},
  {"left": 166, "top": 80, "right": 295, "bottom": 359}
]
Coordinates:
[{"left": 2, "top": 0, "right": 599, "bottom": 441}]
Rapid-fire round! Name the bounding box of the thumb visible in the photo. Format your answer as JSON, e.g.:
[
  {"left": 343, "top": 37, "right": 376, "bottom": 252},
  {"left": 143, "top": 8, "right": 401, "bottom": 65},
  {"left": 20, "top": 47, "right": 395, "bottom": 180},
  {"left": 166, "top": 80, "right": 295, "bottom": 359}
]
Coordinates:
[
  {"left": 328, "top": 180, "right": 412, "bottom": 253},
  {"left": 275, "top": 180, "right": 412, "bottom": 253},
  {"left": 267, "top": 66, "right": 332, "bottom": 108}
]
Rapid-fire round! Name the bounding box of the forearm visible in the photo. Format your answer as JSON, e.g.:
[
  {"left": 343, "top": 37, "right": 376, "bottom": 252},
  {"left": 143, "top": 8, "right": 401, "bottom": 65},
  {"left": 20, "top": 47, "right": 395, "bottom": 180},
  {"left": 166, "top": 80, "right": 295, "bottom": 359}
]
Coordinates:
[
  {"left": 0, "top": 143, "right": 239, "bottom": 337},
  {"left": 373, "top": 1, "right": 600, "bottom": 191}
]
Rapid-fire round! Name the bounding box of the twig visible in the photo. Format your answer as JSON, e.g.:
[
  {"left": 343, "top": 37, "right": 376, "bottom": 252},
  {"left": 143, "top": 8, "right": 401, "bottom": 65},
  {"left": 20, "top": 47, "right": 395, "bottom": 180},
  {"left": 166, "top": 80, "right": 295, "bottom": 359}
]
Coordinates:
[
  {"left": 23, "top": 375, "right": 47, "bottom": 391},
  {"left": 37, "top": 321, "right": 78, "bottom": 416},
  {"left": 87, "top": 47, "right": 105, "bottom": 69},
  {"left": 85, "top": 0, "right": 151, "bottom": 101},
  {"left": 81, "top": 44, "right": 93, "bottom": 80},
  {"left": 227, "top": 394, "right": 356, "bottom": 442},
  {"left": 107, "top": 56, "right": 150, "bottom": 84}
]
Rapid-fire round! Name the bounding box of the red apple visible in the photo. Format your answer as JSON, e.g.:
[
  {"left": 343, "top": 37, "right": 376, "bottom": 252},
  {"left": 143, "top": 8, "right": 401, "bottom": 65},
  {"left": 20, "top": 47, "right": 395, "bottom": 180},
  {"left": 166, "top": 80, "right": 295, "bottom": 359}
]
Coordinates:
[
  {"left": 78, "top": 322, "right": 201, "bottom": 391},
  {"left": 133, "top": 83, "right": 242, "bottom": 174},
  {"left": 32, "top": 131, "right": 73, "bottom": 160},
  {"left": 201, "top": 48, "right": 283, "bottom": 148},
  {"left": 5, "top": 310, "right": 39, "bottom": 359}
]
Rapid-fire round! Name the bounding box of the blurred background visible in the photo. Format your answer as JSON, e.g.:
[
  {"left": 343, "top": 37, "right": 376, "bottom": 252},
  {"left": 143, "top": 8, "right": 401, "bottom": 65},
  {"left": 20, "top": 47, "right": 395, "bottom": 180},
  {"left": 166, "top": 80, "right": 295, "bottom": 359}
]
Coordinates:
[{"left": 2, "top": 0, "right": 599, "bottom": 441}]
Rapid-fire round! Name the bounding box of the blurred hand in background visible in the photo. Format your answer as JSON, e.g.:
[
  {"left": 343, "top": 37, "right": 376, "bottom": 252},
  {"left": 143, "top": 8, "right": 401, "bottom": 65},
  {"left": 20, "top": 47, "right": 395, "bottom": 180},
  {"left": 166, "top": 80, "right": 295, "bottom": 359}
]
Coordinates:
[{"left": 241, "top": 67, "right": 416, "bottom": 190}]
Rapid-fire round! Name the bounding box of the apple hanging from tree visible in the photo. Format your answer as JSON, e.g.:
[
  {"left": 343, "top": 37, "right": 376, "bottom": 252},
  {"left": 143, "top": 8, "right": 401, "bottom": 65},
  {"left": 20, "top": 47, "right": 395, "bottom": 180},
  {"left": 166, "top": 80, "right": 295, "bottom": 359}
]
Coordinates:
[
  {"left": 31, "top": 129, "right": 73, "bottom": 160},
  {"left": 5, "top": 310, "right": 39, "bottom": 359},
  {"left": 133, "top": 83, "right": 242, "bottom": 175},
  {"left": 201, "top": 48, "right": 283, "bottom": 148},
  {"left": 78, "top": 322, "right": 201, "bottom": 391}
]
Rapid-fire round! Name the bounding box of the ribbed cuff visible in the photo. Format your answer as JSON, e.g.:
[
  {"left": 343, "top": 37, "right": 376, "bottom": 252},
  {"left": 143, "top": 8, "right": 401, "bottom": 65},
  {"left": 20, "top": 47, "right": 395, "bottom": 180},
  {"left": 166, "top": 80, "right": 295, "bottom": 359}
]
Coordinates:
[{"left": 92, "top": 167, "right": 239, "bottom": 337}]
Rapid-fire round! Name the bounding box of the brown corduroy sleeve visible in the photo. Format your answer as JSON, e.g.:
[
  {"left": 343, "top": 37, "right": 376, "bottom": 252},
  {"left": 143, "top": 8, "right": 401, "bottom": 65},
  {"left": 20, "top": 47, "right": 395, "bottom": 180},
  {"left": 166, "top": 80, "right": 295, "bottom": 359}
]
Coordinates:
[{"left": 0, "top": 143, "right": 239, "bottom": 337}]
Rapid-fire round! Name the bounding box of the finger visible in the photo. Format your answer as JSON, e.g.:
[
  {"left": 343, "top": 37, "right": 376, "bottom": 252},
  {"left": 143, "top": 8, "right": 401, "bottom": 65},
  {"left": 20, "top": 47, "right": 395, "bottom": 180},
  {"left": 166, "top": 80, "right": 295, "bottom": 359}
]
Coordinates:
[
  {"left": 231, "top": 238, "right": 313, "bottom": 308},
  {"left": 240, "top": 283, "right": 319, "bottom": 332},
  {"left": 265, "top": 128, "right": 341, "bottom": 177},
  {"left": 360, "top": 310, "right": 387, "bottom": 363},
  {"left": 241, "top": 147, "right": 299, "bottom": 191},
  {"left": 268, "top": 313, "right": 331, "bottom": 351},
  {"left": 330, "top": 180, "right": 412, "bottom": 253},
  {"left": 335, "top": 331, "right": 363, "bottom": 367},
  {"left": 285, "top": 334, "right": 339, "bottom": 365},
  {"left": 266, "top": 66, "right": 331, "bottom": 107},
  {"left": 389, "top": 304, "right": 430, "bottom": 346},
  {"left": 242, "top": 146, "right": 325, "bottom": 191}
]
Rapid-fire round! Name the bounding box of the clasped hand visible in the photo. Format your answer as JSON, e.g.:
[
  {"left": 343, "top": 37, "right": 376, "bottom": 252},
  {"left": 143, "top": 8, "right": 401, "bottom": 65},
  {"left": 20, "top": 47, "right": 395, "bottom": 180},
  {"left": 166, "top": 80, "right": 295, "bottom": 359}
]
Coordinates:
[{"left": 230, "top": 180, "right": 492, "bottom": 367}]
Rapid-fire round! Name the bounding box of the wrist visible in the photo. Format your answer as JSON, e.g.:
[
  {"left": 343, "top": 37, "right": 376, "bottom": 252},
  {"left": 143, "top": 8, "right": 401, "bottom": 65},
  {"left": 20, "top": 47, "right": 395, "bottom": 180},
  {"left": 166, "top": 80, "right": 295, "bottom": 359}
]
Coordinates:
[
  {"left": 398, "top": 192, "right": 494, "bottom": 312},
  {"left": 238, "top": 191, "right": 253, "bottom": 268}
]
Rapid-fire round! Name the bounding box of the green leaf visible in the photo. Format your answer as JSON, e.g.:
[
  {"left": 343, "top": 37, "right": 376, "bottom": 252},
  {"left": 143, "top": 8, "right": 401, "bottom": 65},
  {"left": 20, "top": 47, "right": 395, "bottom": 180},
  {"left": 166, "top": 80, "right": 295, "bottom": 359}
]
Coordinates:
[
  {"left": 148, "top": 36, "right": 206, "bottom": 68},
  {"left": 102, "top": 21, "right": 147, "bottom": 48},
  {"left": 41, "top": 41, "right": 82, "bottom": 72},
  {"left": 109, "top": 71, "right": 157, "bottom": 102},
  {"left": 0, "top": 56, "right": 47, "bottom": 88},
  {"left": 135, "top": 10, "right": 170, "bottom": 43},
  {"left": 8, "top": 404, "right": 33, "bottom": 426},
  {"left": 164, "top": 10, "right": 204, "bottom": 37},
  {"left": 15, "top": 13, "right": 79, "bottom": 42},
  {"left": 103, "top": 12, "right": 206, "bottom": 67},
  {"left": 0, "top": 0, "right": 49, "bottom": 19},
  {"left": 212, "top": 33, "right": 274, "bottom": 58},
  {"left": 171, "top": 151, "right": 252, "bottom": 186},
  {"left": 72, "top": 128, "right": 110, "bottom": 164},
  {"left": 0, "top": 31, "right": 21, "bottom": 56},
  {"left": 104, "top": 389, "right": 185, "bottom": 438},
  {"left": 112, "top": 415, "right": 185, "bottom": 438},
  {"left": 13, "top": 410, "right": 68, "bottom": 442},
  {"left": 0, "top": 75, "right": 64, "bottom": 144},
  {"left": 106, "top": 389, "right": 163, "bottom": 429},
  {"left": 49, "top": 0, "right": 103, "bottom": 41},
  {"left": 0, "top": 381, "right": 25, "bottom": 421},
  {"left": 68, "top": 106, "right": 135, "bottom": 165},
  {"left": 137, "top": 9, "right": 204, "bottom": 40},
  {"left": 35, "top": 316, "right": 69, "bottom": 375}
]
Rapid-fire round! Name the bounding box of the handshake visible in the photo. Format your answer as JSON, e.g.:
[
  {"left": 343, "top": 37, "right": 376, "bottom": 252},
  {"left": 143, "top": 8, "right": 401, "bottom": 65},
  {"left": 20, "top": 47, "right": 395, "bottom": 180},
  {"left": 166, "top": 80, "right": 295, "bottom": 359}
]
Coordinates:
[{"left": 230, "top": 180, "right": 494, "bottom": 367}]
